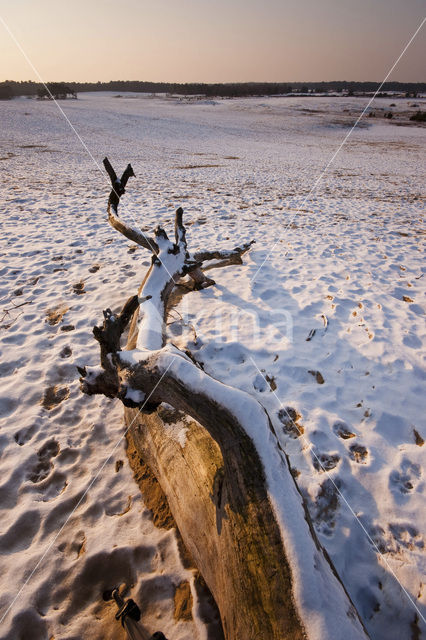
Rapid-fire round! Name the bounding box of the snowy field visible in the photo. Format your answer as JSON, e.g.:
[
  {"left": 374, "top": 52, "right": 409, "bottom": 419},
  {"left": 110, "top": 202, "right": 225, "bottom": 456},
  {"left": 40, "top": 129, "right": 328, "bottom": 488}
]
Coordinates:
[{"left": 0, "top": 92, "right": 425, "bottom": 639}]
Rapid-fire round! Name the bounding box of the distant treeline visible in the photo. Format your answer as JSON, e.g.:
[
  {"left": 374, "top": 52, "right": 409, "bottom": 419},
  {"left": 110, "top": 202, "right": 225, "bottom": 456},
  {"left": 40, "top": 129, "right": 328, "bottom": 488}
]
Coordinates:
[{"left": 1, "top": 80, "right": 425, "bottom": 99}]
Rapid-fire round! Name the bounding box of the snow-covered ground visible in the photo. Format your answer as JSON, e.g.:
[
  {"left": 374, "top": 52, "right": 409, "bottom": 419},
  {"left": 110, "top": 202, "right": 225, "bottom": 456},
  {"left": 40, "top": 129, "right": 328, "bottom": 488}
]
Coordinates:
[{"left": 0, "top": 93, "right": 425, "bottom": 639}]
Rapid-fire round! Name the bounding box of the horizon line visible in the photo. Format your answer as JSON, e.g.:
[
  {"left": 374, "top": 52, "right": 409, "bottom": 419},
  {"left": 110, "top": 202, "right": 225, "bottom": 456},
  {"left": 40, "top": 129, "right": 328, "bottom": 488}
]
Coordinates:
[{"left": 2, "top": 79, "right": 426, "bottom": 85}]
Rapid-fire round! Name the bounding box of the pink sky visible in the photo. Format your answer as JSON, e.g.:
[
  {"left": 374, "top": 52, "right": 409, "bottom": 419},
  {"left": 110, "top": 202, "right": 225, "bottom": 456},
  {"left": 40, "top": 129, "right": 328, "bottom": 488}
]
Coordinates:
[{"left": 0, "top": 0, "right": 425, "bottom": 82}]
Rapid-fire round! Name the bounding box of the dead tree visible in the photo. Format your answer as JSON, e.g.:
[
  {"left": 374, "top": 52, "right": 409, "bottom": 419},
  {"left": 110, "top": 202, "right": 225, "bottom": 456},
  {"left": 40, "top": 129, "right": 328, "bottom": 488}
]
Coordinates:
[{"left": 79, "top": 159, "right": 369, "bottom": 640}]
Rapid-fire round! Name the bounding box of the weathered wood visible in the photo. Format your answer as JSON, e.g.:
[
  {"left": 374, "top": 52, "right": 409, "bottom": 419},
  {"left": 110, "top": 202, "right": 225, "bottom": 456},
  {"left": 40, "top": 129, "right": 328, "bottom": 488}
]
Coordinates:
[{"left": 126, "top": 405, "right": 304, "bottom": 640}]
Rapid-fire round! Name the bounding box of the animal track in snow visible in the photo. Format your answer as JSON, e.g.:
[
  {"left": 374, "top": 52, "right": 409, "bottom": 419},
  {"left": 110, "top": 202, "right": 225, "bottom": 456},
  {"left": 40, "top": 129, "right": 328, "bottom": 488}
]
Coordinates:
[
  {"left": 368, "top": 521, "right": 424, "bottom": 554},
  {"left": 40, "top": 385, "right": 69, "bottom": 410},
  {"left": 349, "top": 444, "right": 369, "bottom": 464},
  {"left": 14, "top": 424, "right": 38, "bottom": 446},
  {"left": 389, "top": 459, "right": 422, "bottom": 495},
  {"left": 333, "top": 421, "right": 356, "bottom": 439},
  {"left": 0, "top": 510, "right": 41, "bottom": 554},
  {"left": 312, "top": 478, "right": 341, "bottom": 536},
  {"left": 277, "top": 406, "right": 304, "bottom": 438},
  {"left": 28, "top": 439, "right": 60, "bottom": 483},
  {"left": 389, "top": 522, "right": 424, "bottom": 552},
  {"left": 57, "top": 530, "right": 86, "bottom": 558},
  {"left": 253, "top": 373, "right": 268, "bottom": 392},
  {"left": 312, "top": 451, "right": 340, "bottom": 472},
  {"left": 72, "top": 280, "right": 86, "bottom": 295},
  {"left": 38, "top": 470, "right": 68, "bottom": 501}
]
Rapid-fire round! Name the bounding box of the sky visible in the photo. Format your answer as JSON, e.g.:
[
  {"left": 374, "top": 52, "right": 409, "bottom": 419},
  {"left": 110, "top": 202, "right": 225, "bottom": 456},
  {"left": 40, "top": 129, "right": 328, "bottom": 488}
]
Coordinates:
[{"left": 0, "top": 0, "right": 425, "bottom": 83}]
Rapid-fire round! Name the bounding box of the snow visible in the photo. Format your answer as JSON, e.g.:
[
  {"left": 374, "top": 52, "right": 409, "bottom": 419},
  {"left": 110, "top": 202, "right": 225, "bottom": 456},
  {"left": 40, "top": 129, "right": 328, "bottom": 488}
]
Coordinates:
[
  {"left": 135, "top": 237, "right": 185, "bottom": 351},
  {"left": 124, "top": 387, "right": 146, "bottom": 404},
  {"left": 0, "top": 92, "right": 425, "bottom": 639}
]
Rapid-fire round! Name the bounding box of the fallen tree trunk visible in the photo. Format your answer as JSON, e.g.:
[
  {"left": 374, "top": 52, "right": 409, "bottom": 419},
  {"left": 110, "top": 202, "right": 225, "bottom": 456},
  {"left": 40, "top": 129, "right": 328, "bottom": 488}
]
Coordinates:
[{"left": 79, "top": 159, "right": 369, "bottom": 640}]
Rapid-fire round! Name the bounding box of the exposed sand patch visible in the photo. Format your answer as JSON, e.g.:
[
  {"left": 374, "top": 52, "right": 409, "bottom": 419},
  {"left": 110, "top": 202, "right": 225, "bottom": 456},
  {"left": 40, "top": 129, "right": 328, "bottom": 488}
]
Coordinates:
[
  {"left": 45, "top": 303, "right": 69, "bottom": 325},
  {"left": 173, "top": 581, "right": 193, "bottom": 622},
  {"left": 126, "top": 432, "right": 175, "bottom": 530}
]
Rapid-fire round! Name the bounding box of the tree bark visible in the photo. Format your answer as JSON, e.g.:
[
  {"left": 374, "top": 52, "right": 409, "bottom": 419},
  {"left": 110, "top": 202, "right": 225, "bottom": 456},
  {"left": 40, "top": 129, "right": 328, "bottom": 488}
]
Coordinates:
[{"left": 126, "top": 405, "right": 303, "bottom": 640}]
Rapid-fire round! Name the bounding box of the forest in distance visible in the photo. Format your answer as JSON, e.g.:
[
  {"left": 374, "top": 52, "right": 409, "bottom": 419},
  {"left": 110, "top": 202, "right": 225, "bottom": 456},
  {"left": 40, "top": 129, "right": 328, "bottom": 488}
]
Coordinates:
[{"left": 1, "top": 79, "right": 425, "bottom": 100}]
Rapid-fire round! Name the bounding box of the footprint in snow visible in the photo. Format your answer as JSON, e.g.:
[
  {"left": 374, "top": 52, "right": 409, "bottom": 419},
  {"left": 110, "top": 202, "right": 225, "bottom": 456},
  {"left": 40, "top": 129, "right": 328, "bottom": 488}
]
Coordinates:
[
  {"left": 312, "top": 451, "right": 340, "bottom": 472},
  {"left": 389, "top": 459, "right": 422, "bottom": 495},
  {"left": 38, "top": 470, "right": 68, "bottom": 502},
  {"left": 40, "top": 385, "right": 70, "bottom": 410},
  {"left": 312, "top": 477, "right": 341, "bottom": 536},
  {"left": 333, "top": 421, "right": 356, "bottom": 439},
  {"left": 28, "top": 439, "right": 60, "bottom": 483},
  {"left": 368, "top": 521, "right": 425, "bottom": 554},
  {"left": 253, "top": 373, "right": 268, "bottom": 392},
  {"left": 253, "top": 373, "right": 277, "bottom": 392},
  {"left": 14, "top": 424, "right": 38, "bottom": 446},
  {"left": 72, "top": 280, "right": 86, "bottom": 295},
  {"left": 349, "top": 444, "right": 369, "bottom": 464},
  {"left": 0, "top": 510, "right": 41, "bottom": 554},
  {"left": 277, "top": 407, "right": 304, "bottom": 438},
  {"left": 388, "top": 522, "right": 424, "bottom": 551}
]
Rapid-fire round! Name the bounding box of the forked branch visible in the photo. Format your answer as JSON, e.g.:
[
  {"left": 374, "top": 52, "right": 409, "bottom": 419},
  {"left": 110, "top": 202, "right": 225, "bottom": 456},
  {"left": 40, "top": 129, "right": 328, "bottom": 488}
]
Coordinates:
[
  {"left": 103, "top": 157, "right": 158, "bottom": 253},
  {"left": 102, "top": 157, "right": 255, "bottom": 277}
]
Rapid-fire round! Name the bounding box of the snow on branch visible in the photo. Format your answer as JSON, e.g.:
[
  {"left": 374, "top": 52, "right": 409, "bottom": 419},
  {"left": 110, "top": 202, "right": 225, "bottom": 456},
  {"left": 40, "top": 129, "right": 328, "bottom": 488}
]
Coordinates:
[{"left": 193, "top": 240, "right": 255, "bottom": 264}]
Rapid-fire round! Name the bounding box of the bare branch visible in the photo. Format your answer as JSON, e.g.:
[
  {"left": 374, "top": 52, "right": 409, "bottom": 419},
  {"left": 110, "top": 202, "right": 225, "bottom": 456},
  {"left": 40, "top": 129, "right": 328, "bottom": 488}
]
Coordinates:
[
  {"left": 173, "top": 207, "right": 215, "bottom": 286},
  {"left": 186, "top": 266, "right": 216, "bottom": 289},
  {"left": 154, "top": 225, "right": 170, "bottom": 243},
  {"left": 193, "top": 240, "right": 255, "bottom": 264},
  {"left": 93, "top": 294, "right": 140, "bottom": 367},
  {"left": 120, "top": 163, "right": 135, "bottom": 190},
  {"left": 79, "top": 294, "right": 152, "bottom": 402},
  {"left": 174, "top": 207, "right": 187, "bottom": 250},
  {"left": 103, "top": 156, "right": 119, "bottom": 186},
  {"left": 103, "top": 157, "right": 158, "bottom": 253}
]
